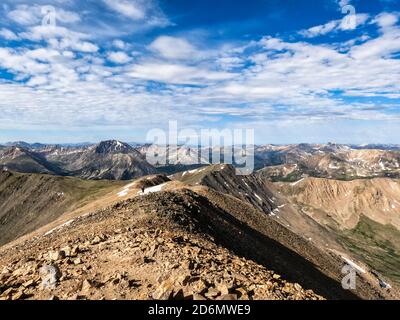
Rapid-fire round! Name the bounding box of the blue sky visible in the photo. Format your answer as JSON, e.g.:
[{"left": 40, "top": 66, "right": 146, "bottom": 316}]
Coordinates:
[{"left": 0, "top": 0, "right": 399, "bottom": 144}]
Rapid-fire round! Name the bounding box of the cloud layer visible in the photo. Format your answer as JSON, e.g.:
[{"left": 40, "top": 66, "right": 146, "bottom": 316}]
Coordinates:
[{"left": 0, "top": 0, "right": 399, "bottom": 143}]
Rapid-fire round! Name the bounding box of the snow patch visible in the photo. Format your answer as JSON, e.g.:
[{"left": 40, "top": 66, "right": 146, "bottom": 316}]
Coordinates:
[
  {"left": 379, "top": 278, "right": 392, "bottom": 289},
  {"left": 140, "top": 183, "right": 167, "bottom": 195},
  {"left": 44, "top": 219, "right": 75, "bottom": 236},
  {"left": 291, "top": 178, "right": 304, "bottom": 186},
  {"left": 117, "top": 182, "right": 137, "bottom": 197},
  {"left": 342, "top": 257, "right": 366, "bottom": 274}
]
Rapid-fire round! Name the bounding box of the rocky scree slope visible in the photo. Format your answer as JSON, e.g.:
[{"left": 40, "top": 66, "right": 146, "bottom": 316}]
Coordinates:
[
  {"left": 172, "top": 165, "right": 398, "bottom": 299},
  {"left": 173, "top": 164, "right": 276, "bottom": 215},
  {"left": 0, "top": 190, "right": 325, "bottom": 301}
]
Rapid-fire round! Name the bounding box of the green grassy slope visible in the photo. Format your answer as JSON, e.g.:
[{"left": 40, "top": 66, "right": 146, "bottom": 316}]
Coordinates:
[{"left": 339, "top": 216, "right": 400, "bottom": 284}]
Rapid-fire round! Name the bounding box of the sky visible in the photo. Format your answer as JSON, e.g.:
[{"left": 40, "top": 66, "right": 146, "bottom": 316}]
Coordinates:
[{"left": 0, "top": 0, "right": 399, "bottom": 144}]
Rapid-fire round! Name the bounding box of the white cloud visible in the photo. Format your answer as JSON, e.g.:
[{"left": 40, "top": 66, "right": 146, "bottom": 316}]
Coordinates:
[
  {"left": 6, "top": 4, "right": 80, "bottom": 26},
  {"left": 350, "top": 29, "right": 400, "bottom": 59},
  {"left": 27, "top": 75, "right": 48, "bottom": 87},
  {"left": 217, "top": 56, "right": 245, "bottom": 70},
  {"left": 338, "top": 0, "right": 351, "bottom": 7},
  {"left": 299, "top": 14, "right": 369, "bottom": 38},
  {"left": 107, "top": 51, "right": 131, "bottom": 64},
  {"left": 20, "top": 26, "right": 99, "bottom": 53},
  {"left": 66, "top": 40, "right": 99, "bottom": 53},
  {"left": 0, "top": 48, "right": 50, "bottom": 77},
  {"left": 7, "top": 5, "right": 41, "bottom": 26},
  {"left": 55, "top": 8, "right": 81, "bottom": 24},
  {"left": 25, "top": 48, "right": 60, "bottom": 61},
  {"left": 113, "top": 39, "right": 126, "bottom": 49},
  {"left": 0, "top": 28, "right": 19, "bottom": 40},
  {"left": 128, "top": 62, "right": 233, "bottom": 84},
  {"left": 300, "top": 20, "right": 339, "bottom": 38},
  {"left": 373, "top": 12, "right": 399, "bottom": 29},
  {"left": 0, "top": 3, "right": 399, "bottom": 141},
  {"left": 149, "top": 36, "right": 199, "bottom": 60},
  {"left": 103, "top": 0, "right": 145, "bottom": 20}
]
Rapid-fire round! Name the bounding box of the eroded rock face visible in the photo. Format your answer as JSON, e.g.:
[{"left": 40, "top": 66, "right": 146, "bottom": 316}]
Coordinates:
[{"left": 276, "top": 177, "right": 400, "bottom": 230}]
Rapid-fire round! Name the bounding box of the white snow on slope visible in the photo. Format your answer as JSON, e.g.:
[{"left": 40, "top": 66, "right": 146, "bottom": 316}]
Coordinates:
[
  {"left": 291, "top": 178, "right": 304, "bottom": 186},
  {"left": 44, "top": 219, "right": 74, "bottom": 236},
  {"left": 117, "top": 182, "right": 137, "bottom": 197},
  {"left": 139, "top": 183, "right": 167, "bottom": 195},
  {"left": 342, "top": 257, "right": 366, "bottom": 274}
]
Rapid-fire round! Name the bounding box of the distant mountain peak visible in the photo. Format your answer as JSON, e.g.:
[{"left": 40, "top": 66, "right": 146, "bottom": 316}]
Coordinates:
[
  {"left": 94, "top": 140, "right": 133, "bottom": 154},
  {"left": 5, "top": 141, "right": 31, "bottom": 148}
]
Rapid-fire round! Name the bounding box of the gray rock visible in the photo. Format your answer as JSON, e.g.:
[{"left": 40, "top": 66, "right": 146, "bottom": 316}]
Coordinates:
[{"left": 40, "top": 264, "right": 61, "bottom": 289}]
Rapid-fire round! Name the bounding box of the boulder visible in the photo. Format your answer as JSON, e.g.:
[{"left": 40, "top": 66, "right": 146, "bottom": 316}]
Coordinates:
[
  {"left": 48, "top": 250, "right": 65, "bottom": 262},
  {"left": 204, "top": 287, "right": 220, "bottom": 299},
  {"left": 152, "top": 279, "right": 175, "bottom": 300},
  {"left": 40, "top": 264, "right": 61, "bottom": 289}
]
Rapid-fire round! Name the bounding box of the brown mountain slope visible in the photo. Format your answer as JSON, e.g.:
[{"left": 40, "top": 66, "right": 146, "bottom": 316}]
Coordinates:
[
  {"left": 0, "top": 169, "right": 398, "bottom": 300},
  {"left": 172, "top": 165, "right": 399, "bottom": 298},
  {"left": 274, "top": 177, "right": 400, "bottom": 285},
  {"left": 0, "top": 147, "right": 64, "bottom": 175},
  {"left": 172, "top": 164, "right": 276, "bottom": 214},
  {"left": 0, "top": 170, "right": 123, "bottom": 246},
  {"left": 0, "top": 190, "right": 324, "bottom": 301},
  {"left": 174, "top": 165, "right": 347, "bottom": 264},
  {"left": 275, "top": 177, "right": 400, "bottom": 230}
]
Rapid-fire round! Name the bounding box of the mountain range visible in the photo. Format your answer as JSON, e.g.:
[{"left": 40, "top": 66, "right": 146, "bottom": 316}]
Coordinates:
[
  {"left": 0, "top": 140, "right": 399, "bottom": 300},
  {"left": 3, "top": 140, "right": 400, "bottom": 180},
  {"left": 0, "top": 140, "right": 156, "bottom": 180}
]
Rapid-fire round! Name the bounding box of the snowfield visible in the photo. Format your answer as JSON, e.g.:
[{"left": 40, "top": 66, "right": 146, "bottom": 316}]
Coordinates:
[{"left": 139, "top": 183, "right": 168, "bottom": 195}]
